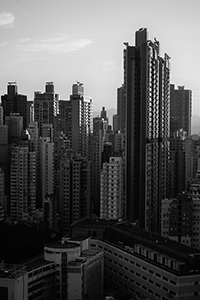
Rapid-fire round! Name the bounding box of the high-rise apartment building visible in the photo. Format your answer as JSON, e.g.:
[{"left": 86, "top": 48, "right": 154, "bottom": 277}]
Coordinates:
[
  {"left": 161, "top": 193, "right": 193, "bottom": 246},
  {"left": 90, "top": 116, "right": 108, "bottom": 215},
  {"left": 124, "top": 28, "right": 170, "bottom": 233},
  {"left": 26, "top": 122, "right": 40, "bottom": 206},
  {"left": 5, "top": 113, "right": 23, "bottom": 144},
  {"left": 0, "top": 104, "right": 3, "bottom": 125},
  {"left": 58, "top": 100, "right": 71, "bottom": 137},
  {"left": 10, "top": 136, "right": 36, "bottom": 222},
  {"left": 1, "top": 82, "right": 27, "bottom": 129},
  {"left": 0, "top": 124, "right": 8, "bottom": 165},
  {"left": 69, "top": 82, "right": 93, "bottom": 158},
  {"left": 112, "top": 114, "right": 120, "bottom": 132},
  {"left": 34, "top": 82, "right": 59, "bottom": 136},
  {"left": 161, "top": 190, "right": 200, "bottom": 249},
  {"left": 100, "top": 106, "right": 109, "bottom": 124},
  {"left": 0, "top": 124, "right": 9, "bottom": 208},
  {"left": 168, "top": 131, "right": 194, "bottom": 198},
  {"left": 57, "top": 83, "right": 92, "bottom": 159},
  {"left": 170, "top": 84, "right": 192, "bottom": 137},
  {"left": 59, "top": 155, "right": 91, "bottom": 235},
  {"left": 117, "top": 85, "right": 126, "bottom": 133},
  {"left": 26, "top": 100, "right": 34, "bottom": 127},
  {"left": 0, "top": 168, "right": 5, "bottom": 220},
  {"left": 100, "top": 155, "right": 125, "bottom": 220},
  {"left": 40, "top": 137, "right": 54, "bottom": 208}
]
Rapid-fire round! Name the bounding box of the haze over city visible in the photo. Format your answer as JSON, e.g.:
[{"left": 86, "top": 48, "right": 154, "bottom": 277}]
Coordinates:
[{"left": 0, "top": 0, "right": 199, "bottom": 114}]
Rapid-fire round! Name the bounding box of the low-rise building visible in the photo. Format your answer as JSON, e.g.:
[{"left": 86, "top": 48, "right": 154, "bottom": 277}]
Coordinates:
[
  {"left": 0, "top": 238, "right": 104, "bottom": 300},
  {"left": 71, "top": 218, "right": 200, "bottom": 300}
]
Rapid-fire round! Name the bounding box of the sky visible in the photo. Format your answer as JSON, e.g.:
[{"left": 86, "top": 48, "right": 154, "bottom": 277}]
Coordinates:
[{"left": 0, "top": 0, "right": 199, "bottom": 115}]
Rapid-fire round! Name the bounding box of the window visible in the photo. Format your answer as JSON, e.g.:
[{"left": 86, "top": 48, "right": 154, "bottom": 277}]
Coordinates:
[
  {"left": 149, "top": 279, "right": 154, "bottom": 284},
  {"left": 136, "top": 263, "right": 140, "bottom": 268},
  {"left": 163, "top": 276, "right": 168, "bottom": 281},
  {"left": 142, "top": 276, "right": 147, "bottom": 281},
  {"left": 136, "top": 282, "right": 140, "bottom": 287},
  {"left": 162, "top": 286, "right": 168, "bottom": 292}
]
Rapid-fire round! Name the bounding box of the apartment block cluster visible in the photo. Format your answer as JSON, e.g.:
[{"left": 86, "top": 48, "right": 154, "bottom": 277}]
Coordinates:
[
  {"left": 0, "top": 27, "right": 200, "bottom": 300},
  {"left": 0, "top": 78, "right": 127, "bottom": 233}
]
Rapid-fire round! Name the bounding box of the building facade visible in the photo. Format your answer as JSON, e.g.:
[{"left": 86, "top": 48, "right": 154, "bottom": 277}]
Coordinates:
[
  {"left": 170, "top": 84, "right": 192, "bottom": 137},
  {"left": 117, "top": 85, "right": 126, "bottom": 133},
  {"left": 100, "top": 155, "right": 125, "bottom": 220},
  {"left": 59, "top": 155, "right": 91, "bottom": 235},
  {"left": 34, "top": 82, "right": 59, "bottom": 137},
  {"left": 69, "top": 82, "right": 93, "bottom": 159},
  {"left": 1, "top": 82, "right": 27, "bottom": 129},
  {"left": 10, "top": 142, "right": 36, "bottom": 222}
]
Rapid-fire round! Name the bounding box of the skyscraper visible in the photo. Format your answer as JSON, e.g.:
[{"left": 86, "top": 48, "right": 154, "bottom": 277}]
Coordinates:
[
  {"left": 40, "top": 137, "right": 54, "bottom": 207},
  {"left": 10, "top": 134, "right": 36, "bottom": 222},
  {"left": 69, "top": 82, "right": 93, "bottom": 159},
  {"left": 5, "top": 113, "right": 23, "bottom": 144},
  {"left": 90, "top": 116, "right": 108, "bottom": 215},
  {"left": 34, "top": 82, "right": 59, "bottom": 136},
  {"left": 168, "top": 131, "right": 194, "bottom": 198},
  {"left": 117, "top": 85, "right": 126, "bottom": 133},
  {"left": 59, "top": 154, "right": 91, "bottom": 235},
  {"left": 124, "top": 28, "right": 170, "bottom": 233},
  {"left": 0, "top": 168, "right": 5, "bottom": 220},
  {"left": 1, "top": 82, "right": 27, "bottom": 129},
  {"left": 100, "top": 154, "right": 125, "bottom": 220},
  {"left": 170, "top": 84, "right": 192, "bottom": 137},
  {"left": 58, "top": 100, "right": 71, "bottom": 137}
]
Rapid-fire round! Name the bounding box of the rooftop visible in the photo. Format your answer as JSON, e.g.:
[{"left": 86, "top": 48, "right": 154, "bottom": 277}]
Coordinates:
[
  {"left": 109, "top": 223, "right": 200, "bottom": 259},
  {"left": 71, "top": 217, "right": 117, "bottom": 228},
  {"left": 45, "top": 241, "right": 80, "bottom": 249},
  {"left": 25, "top": 255, "right": 54, "bottom": 272}
]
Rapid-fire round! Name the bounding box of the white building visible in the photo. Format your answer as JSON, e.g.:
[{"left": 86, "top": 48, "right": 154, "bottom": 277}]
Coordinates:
[
  {"left": 100, "top": 155, "right": 125, "bottom": 220},
  {"left": 44, "top": 238, "right": 103, "bottom": 300},
  {"left": 0, "top": 237, "right": 103, "bottom": 300}
]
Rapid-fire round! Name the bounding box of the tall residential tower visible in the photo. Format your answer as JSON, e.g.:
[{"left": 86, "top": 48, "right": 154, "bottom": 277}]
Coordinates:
[
  {"left": 124, "top": 28, "right": 170, "bottom": 233},
  {"left": 170, "top": 84, "right": 192, "bottom": 137}
]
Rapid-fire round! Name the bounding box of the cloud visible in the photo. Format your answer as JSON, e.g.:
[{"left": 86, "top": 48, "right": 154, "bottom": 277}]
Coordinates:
[
  {"left": 91, "top": 61, "right": 117, "bottom": 72},
  {"left": 0, "top": 12, "right": 15, "bottom": 27},
  {"left": 16, "top": 34, "right": 93, "bottom": 54}
]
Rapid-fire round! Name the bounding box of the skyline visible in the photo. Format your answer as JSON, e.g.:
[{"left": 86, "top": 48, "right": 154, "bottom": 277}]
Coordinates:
[{"left": 0, "top": 0, "right": 199, "bottom": 114}]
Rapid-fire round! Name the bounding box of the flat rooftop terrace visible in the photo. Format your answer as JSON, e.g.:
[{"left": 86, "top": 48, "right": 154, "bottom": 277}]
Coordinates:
[
  {"left": 109, "top": 223, "right": 200, "bottom": 259},
  {"left": 45, "top": 241, "right": 80, "bottom": 249},
  {"left": 71, "top": 218, "right": 117, "bottom": 228}
]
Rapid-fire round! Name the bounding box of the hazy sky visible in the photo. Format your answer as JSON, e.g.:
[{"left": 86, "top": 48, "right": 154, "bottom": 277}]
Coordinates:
[{"left": 0, "top": 0, "right": 199, "bottom": 114}]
